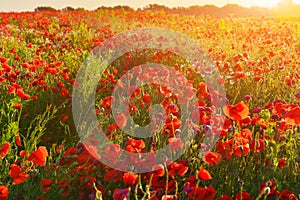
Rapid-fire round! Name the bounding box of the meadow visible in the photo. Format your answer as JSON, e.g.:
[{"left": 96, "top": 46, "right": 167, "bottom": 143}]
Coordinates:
[{"left": 0, "top": 9, "right": 299, "bottom": 199}]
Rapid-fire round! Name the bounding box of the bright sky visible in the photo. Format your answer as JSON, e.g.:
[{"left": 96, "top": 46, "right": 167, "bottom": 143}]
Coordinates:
[{"left": 0, "top": 0, "right": 299, "bottom": 12}]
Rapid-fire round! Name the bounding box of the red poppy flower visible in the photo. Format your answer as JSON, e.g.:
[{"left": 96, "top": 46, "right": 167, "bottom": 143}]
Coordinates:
[
  {"left": 113, "top": 188, "right": 129, "bottom": 200},
  {"left": 16, "top": 89, "right": 30, "bottom": 100},
  {"left": 60, "top": 88, "right": 70, "bottom": 97},
  {"left": 15, "top": 135, "right": 22, "bottom": 147},
  {"left": 126, "top": 138, "right": 145, "bottom": 153},
  {"left": 259, "top": 180, "right": 277, "bottom": 197},
  {"left": 168, "top": 137, "right": 184, "bottom": 152},
  {"left": 217, "top": 194, "right": 233, "bottom": 200},
  {"left": 40, "top": 178, "right": 53, "bottom": 193},
  {"left": 151, "top": 164, "right": 165, "bottom": 177},
  {"left": 163, "top": 117, "right": 181, "bottom": 136},
  {"left": 104, "top": 169, "right": 123, "bottom": 182},
  {"left": 142, "top": 93, "right": 151, "bottom": 103},
  {"left": 13, "top": 103, "right": 22, "bottom": 109},
  {"left": 102, "top": 144, "right": 122, "bottom": 164},
  {"left": 235, "top": 129, "right": 252, "bottom": 140},
  {"left": 235, "top": 191, "right": 251, "bottom": 200},
  {"left": 279, "top": 190, "right": 298, "bottom": 200},
  {"left": 57, "top": 179, "right": 70, "bottom": 197},
  {"left": 57, "top": 82, "right": 64, "bottom": 88},
  {"left": 0, "top": 185, "right": 9, "bottom": 200},
  {"left": 233, "top": 138, "right": 250, "bottom": 157},
  {"left": 0, "top": 57, "right": 8, "bottom": 63},
  {"left": 115, "top": 113, "right": 127, "bottom": 129},
  {"left": 250, "top": 139, "right": 265, "bottom": 153},
  {"left": 9, "top": 164, "right": 29, "bottom": 185},
  {"left": 204, "top": 186, "right": 216, "bottom": 200},
  {"left": 186, "top": 174, "right": 197, "bottom": 184},
  {"left": 77, "top": 150, "right": 91, "bottom": 165},
  {"left": 187, "top": 186, "right": 206, "bottom": 199},
  {"left": 202, "top": 152, "right": 221, "bottom": 166},
  {"left": 278, "top": 158, "right": 286, "bottom": 168},
  {"left": 60, "top": 114, "right": 68, "bottom": 123},
  {"left": 186, "top": 185, "right": 215, "bottom": 200},
  {"left": 63, "top": 147, "right": 77, "bottom": 156},
  {"left": 285, "top": 107, "right": 300, "bottom": 125},
  {"left": 216, "top": 140, "right": 233, "bottom": 161},
  {"left": 100, "top": 96, "right": 115, "bottom": 110},
  {"left": 0, "top": 142, "right": 10, "bottom": 159},
  {"left": 36, "top": 195, "right": 45, "bottom": 200},
  {"left": 198, "top": 82, "right": 209, "bottom": 98},
  {"left": 191, "top": 108, "right": 207, "bottom": 124},
  {"left": 9, "top": 47, "right": 16, "bottom": 54},
  {"left": 166, "top": 104, "right": 179, "bottom": 116},
  {"left": 149, "top": 174, "right": 168, "bottom": 189},
  {"left": 223, "top": 101, "right": 249, "bottom": 121},
  {"left": 168, "top": 162, "right": 188, "bottom": 177},
  {"left": 19, "top": 150, "right": 28, "bottom": 158},
  {"left": 0, "top": 76, "right": 6, "bottom": 82},
  {"left": 123, "top": 172, "right": 138, "bottom": 186},
  {"left": 28, "top": 146, "right": 48, "bottom": 166},
  {"left": 198, "top": 167, "right": 212, "bottom": 181}
]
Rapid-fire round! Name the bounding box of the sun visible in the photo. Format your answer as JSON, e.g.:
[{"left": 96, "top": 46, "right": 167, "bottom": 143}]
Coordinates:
[
  {"left": 264, "top": 0, "right": 281, "bottom": 7},
  {"left": 270, "top": 0, "right": 300, "bottom": 16},
  {"left": 265, "top": 0, "right": 300, "bottom": 7}
]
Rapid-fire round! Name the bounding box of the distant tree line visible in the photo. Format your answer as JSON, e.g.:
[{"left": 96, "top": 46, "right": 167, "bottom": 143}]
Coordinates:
[
  {"left": 35, "top": 6, "right": 56, "bottom": 11},
  {"left": 35, "top": 0, "right": 300, "bottom": 17},
  {"left": 137, "top": 2, "right": 300, "bottom": 17},
  {"left": 34, "top": 6, "right": 85, "bottom": 11},
  {"left": 141, "top": 4, "right": 272, "bottom": 17}
]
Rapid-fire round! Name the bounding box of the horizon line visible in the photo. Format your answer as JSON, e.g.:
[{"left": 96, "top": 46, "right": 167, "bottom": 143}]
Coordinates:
[{"left": 0, "top": 3, "right": 297, "bottom": 13}]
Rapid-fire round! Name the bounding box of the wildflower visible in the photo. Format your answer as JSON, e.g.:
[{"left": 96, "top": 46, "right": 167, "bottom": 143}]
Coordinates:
[
  {"left": 40, "top": 178, "right": 53, "bottom": 193},
  {"left": 259, "top": 180, "right": 277, "bottom": 197},
  {"left": 9, "top": 164, "right": 29, "bottom": 185},
  {"left": 278, "top": 158, "right": 286, "bottom": 168},
  {"left": 60, "top": 114, "right": 68, "bottom": 123},
  {"left": 217, "top": 194, "right": 233, "bottom": 200},
  {"left": 142, "top": 93, "right": 151, "bottom": 103},
  {"left": 123, "top": 172, "right": 138, "bottom": 186},
  {"left": 223, "top": 101, "right": 249, "bottom": 121},
  {"left": 126, "top": 138, "right": 145, "bottom": 153},
  {"left": 168, "top": 162, "right": 188, "bottom": 177},
  {"left": 202, "top": 152, "right": 221, "bottom": 166},
  {"left": 168, "top": 137, "right": 184, "bottom": 152},
  {"left": 13, "top": 103, "right": 22, "bottom": 109},
  {"left": 77, "top": 150, "right": 92, "bottom": 165},
  {"left": 0, "top": 142, "right": 10, "bottom": 159},
  {"left": 28, "top": 146, "right": 48, "bottom": 166},
  {"left": 285, "top": 107, "right": 300, "bottom": 125},
  {"left": 235, "top": 191, "right": 251, "bottom": 200},
  {"left": 151, "top": 164, "right": 165, "bottom": 177},
  {"left": 204, "top": 186, "right": 216, "bottom": 200},
  {"left": 15, "top": 135, "right": 22, "bottom": 146},
  {"left": 113, "top": 188, "right": 129, "bottom": 200},
  {"left": 104, "top": 169, "right": 123, "bottom": 183},
  {"left": 279, "top": 190, "right": 298, "bottom": 200},
  {"left": 198, "top": 167, "right": 212, "bottom": 181},
  {"left": 115, "top": 113, "right": 127, "bottom": 129},
  {"left": 233, "top": 138, "right": 250, "bottom": 157},
  {"left": 16, "top": 89, "right": 30, "bottom": 100},
  {"left": 250, "top": 139, "right": 265, "bottom": 153},
  {"left": 0, "top": 185, "right": 9, "bottom": 200}
]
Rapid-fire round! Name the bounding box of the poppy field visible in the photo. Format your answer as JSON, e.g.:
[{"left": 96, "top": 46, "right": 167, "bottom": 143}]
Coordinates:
[{"left": 0, "top": 9, "right": 300, "bottom": 200}]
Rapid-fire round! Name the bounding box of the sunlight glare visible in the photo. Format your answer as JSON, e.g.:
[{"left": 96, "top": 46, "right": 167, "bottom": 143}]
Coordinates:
[{"left": 265, "top": 0, "right": 281, "bottom": 7}]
